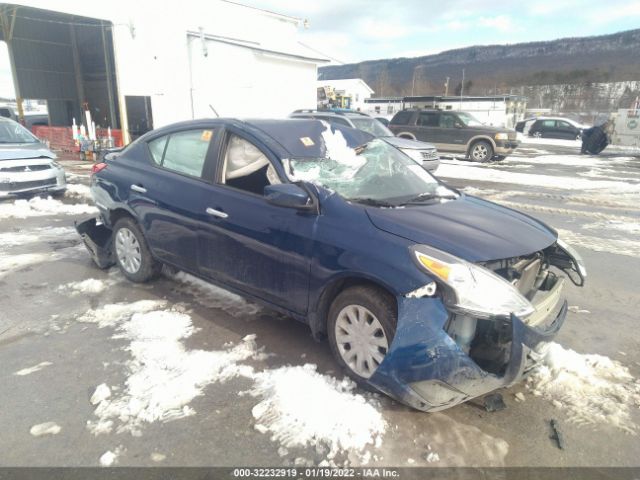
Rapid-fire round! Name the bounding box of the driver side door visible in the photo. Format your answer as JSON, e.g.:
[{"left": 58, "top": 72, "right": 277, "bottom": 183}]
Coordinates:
[{"left": 198, "top": 127, "right": 318, "bottom": 315}]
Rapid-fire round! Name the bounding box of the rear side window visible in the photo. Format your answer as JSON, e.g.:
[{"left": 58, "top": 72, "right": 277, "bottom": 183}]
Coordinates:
[
  {"left": 418, "top": 112, "right": 439, "bottom": 127},
  {"left": 541, "top": 120, "right": 556, "bottom": 128},
  {"left": 390, "top": 111, "right": 413, "bottom": 125},
  {"left": 147, "top": 129, "right": 213, "bottom": 178},
  {"left": 148, "top": 136, "right": 167, "bottom": 165}
]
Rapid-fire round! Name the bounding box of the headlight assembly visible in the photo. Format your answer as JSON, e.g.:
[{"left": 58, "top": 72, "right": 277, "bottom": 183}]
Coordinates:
[
  {"left": 410, "top": 244, "right": 534, "bottom": 319},
  {"left": 495, "top": 133, "right": 508, "bottom": 140}
]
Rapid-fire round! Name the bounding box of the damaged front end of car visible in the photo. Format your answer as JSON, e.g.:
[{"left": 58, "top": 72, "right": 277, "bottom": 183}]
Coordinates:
[{"left": 368, "top": 240, "right": 586, "bottom": 412}]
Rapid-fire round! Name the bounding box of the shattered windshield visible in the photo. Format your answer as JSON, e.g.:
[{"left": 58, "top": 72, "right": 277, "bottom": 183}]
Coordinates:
[
  {"left": 349, "top": 117, "right": 394, "bottom": 137},
  {"left": 457, "top": 112, "right": 484, "bottom": 127},
  {"left": 284, "top": 130, "right": 457, "bottom": 207},
  {"left": 0, "top": 121, "right": 39, "bottom": 144}
]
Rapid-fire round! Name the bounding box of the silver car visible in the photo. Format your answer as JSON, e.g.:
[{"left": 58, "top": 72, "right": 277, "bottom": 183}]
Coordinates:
[
  {"left": 290, "top": 110, "right": 440, "bottom": 172},
  {"left": 0, "top": 117, "right": 66, "bottom": 198}
]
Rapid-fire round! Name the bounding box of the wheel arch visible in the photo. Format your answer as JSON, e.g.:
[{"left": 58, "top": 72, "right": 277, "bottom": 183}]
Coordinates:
[
  {"left": 396, "top": 132, "right": 417, "bottom": 140},
  {"left": 108, "top": 206, "right": 138, "bottom": 228},
  {"left": 308, "top": 274, "right": 398, "bottom": 339},
  {"left": 466, "top": 135, "right": 496, "bottom": 155}
]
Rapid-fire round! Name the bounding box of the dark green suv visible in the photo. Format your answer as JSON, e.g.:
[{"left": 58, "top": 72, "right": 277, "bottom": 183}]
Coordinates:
[{"left": 389, "top": 109, "right": 519, "bottom": 162}]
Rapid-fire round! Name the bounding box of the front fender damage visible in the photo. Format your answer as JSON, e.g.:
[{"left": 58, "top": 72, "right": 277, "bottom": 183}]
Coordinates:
[{"left": 368, "top": 296, "right": 567, "bottom": 412}]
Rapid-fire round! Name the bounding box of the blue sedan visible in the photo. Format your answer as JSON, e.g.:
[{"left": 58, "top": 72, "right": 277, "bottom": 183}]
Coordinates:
[{"left": 77, "top": 118, "right": 586, "bottom": 412}]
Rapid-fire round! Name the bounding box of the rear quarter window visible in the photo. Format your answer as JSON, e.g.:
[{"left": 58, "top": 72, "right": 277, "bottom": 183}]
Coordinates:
[{"left": 390, "top": 111, "right": 413, "bottom": 125}]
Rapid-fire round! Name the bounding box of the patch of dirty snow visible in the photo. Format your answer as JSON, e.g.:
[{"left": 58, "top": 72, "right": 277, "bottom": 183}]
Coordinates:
[
  {"left": 528, "top": 342, "right": 640, "bottom": 433},
  {"left": 557, "top": 229, "right": 640, "bottom": 258},
  {"left": 0, "top": 227, "right": 74, "bottom": 249},
  {"left": 87, "top": 309, "right": 265, "bottom": 436},
  {"left": 59, "top": 278, "right": 111, "bottom": 296},
  {"left": 90, "top": 383, "right": 111, "bottom": 405},
  {"left": 425, "top": 452, "right": 440, "bottom": 463},
  {"left": 518, "top": 135, "right": 581, "bottom": 148},
  {"left": 249, "top": 363, "right": 386, "bottom": 461},
  {"left": 172, "top": 271, "right": 261, "bottom": 318},
  {"left": 583, "top": 220, "right": 640, "bottom": 235},
  {"left": 0, "top": 196, "right": 97, "bottom": 218},
  {"left": 99, "top": 447, "right": 123, "bottom": 467},
  {"left": 14, "top": 361, "right": 53, "bottom": 376},
  {"left": 30, "top": 422, "right": 61, "bottom": 436},
  {"left": 64, "top": 183, "right": 92, "bottom": 200},
  {"left": 77, "top": 300, "right": 166, "bottom": 328},
  {"left": 437, "top": 162, "right": 640, "bottom": 193},
  {"left": 150, "top": 452, "right": 166, "bottom": 462},
  {"left": 0, "top": 253, "right": 53, "bottom": 278}
]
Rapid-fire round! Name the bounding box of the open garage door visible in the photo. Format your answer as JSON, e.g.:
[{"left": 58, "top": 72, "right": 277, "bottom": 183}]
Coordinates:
[{"left": 0, "top": 4, "right": 119, "bottom": 129}]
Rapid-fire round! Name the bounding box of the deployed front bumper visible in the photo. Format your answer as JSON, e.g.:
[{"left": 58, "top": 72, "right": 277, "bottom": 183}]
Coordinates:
[{"left": 369, "top": 288, "right": 567, "bottom": 412}]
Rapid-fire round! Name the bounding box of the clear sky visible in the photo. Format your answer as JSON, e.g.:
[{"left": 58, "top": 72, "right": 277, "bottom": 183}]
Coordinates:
[{"left": 250, "top": 0, "right": 640, "bottom": 64}]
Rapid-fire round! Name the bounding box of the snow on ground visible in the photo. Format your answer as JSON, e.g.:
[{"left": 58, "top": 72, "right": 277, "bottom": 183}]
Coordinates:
[
  {"left": 86, "top": 308, "right": 265, "bottom": 436},
  {"left": 438, "top": 162, "right": 640, "bottom": 192},
  {"left": 583, "top": 220, "right": 640, "bottom": 234},
  {"left": 0, "top": 196, "right": 97, "bottom": 218},
  {"left": 81, "top": 302, "right": 386, "bottom": 463},
  {"left": 14, "top": 361, "right": 53, "bottom": 376},
  {"left": 528, "top": 342, "right": 640, "bottom": 434},
  {"left": 77, "top": 300, "right": 166, "bottom": 328},
  {"left": 30, "top": 422, "right": 61, "bottom": 437},
  {"left": 172, "top": 271, "right": 261, "bottom": 318},
  {"left": 0, "top": 253, "right": 53, "bottom": 278},
  {"left": 58, "top": 278, "right": 114, "bottom": 296},
  {"left": 64, "top": 183, "right": 92, "bottom": 200},
  {"left": 249, "top": 363, "right": 386, "bottom": 462},
  {"left": 0, "top": 226, "right": 74, "bottom": 249},
  {"left": 99, "top": 447, "right": 123, "bottom": 467},
  {"left": 557, "top": 228, "right": 640, "bottom": 258}
]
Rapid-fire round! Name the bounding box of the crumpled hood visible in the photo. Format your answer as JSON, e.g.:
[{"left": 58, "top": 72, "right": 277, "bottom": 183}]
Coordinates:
[
  {"left": 0, "top": 144, "right": 56, "bottom": 161},
  {"left": 366, "top": 195, "right": 557, "bottom": 262},
  {"left": 383, "top": 136, "right": 436, "bottom": 150}
]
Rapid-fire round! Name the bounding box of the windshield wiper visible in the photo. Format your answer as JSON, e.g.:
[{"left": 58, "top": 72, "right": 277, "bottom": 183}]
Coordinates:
[
  {"left": 348, "top": 197, "right": 397, "bottom": 207},
  {"left": 401, "top": 191, "right": 457, "bottom": 205}
]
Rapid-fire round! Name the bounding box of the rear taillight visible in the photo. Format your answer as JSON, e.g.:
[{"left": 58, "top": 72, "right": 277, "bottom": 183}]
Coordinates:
[{"left": 91, "top": 162, "right": 108, "bottom": 175}]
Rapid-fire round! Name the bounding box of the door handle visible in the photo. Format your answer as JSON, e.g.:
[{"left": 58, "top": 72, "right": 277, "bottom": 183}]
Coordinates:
[
  {"left": 131, "top": 184, "right": 147, "bottom": 193},
  {"left": 206, "top": 207, "right": 229, "bottom": 219}
]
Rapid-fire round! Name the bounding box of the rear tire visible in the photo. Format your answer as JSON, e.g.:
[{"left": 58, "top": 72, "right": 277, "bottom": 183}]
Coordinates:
[
  {"left": 469, "top": 140, "right": 493, "bottom": 163},
  {"left": 113, "top": 217, "right": 161, "bottom": 283},
  {"left": 327, "top": 286, "right": 397, "bottom": 387}
]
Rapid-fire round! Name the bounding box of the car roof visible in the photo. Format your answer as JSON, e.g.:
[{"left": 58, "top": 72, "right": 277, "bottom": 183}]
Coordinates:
[{"left": 138, "top": 118, "right": 374, "bottom": 160}]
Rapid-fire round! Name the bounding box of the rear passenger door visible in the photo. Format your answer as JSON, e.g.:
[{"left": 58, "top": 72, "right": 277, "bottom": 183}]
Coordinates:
[
  {"left": 132, "top": 127, "right": 219, "bottom": 272},
  {"left": 556, "top": 120, "right": 578, "bottom": 140},
  {"left": 438, "top": 112, "right": 467, "bottom": 152}
]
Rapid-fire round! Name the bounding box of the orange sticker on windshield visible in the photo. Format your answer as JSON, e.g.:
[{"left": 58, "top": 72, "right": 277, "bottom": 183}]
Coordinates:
[
  {"left": 201, "top": 130, "right": 213, "bottom": 141},
  {"left": 300, "top": 137, "right": 315, "bottom": 147}
]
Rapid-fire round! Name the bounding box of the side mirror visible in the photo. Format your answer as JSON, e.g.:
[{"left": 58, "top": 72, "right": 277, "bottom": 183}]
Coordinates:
[{"left": 264, "top": 183, "right": 312, "bottom": 209}]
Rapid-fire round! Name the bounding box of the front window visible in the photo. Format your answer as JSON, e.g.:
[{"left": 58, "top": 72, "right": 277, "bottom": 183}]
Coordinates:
[
  {"left": 349, "top": 117, "right": 394, "bottom": 137},
  {"left": 0, "top": 121, "right": 39, "bottom": 144},
  {"left": 456, "top": 112, "right": 484, "bottom": 127},
  {"left": 284, "top": 136, "right": 456, "bottom": 207}
]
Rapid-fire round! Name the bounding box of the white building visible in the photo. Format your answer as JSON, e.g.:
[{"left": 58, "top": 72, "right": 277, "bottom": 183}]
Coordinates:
[
  {"left": 317, "top": 78, "right": 373, "bottom": 112},
  {"left": 0, "top": 1, "right": 327, "bottom": 142},
  {"left": 365, "top": 95, "right": 527, "bottom": 128}
]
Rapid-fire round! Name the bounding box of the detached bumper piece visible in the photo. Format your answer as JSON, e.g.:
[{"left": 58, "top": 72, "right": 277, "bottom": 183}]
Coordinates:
[
  {"left": 75, "top": 217, "right": 115, "bottom": 269},
  {"left": 368, "top": 293, "right": 567, "bottom": 412}
]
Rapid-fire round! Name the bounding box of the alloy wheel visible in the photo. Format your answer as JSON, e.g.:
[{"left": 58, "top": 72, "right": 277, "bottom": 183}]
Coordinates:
[
  {"left": 334, "top": 304, "right": 389, "bottom": 378},
  {"left": 115, "top": 227, "right": 142, "bottom": 274},
  {"left": 472, "top": 144, "right": 489, "bottom": 161}
]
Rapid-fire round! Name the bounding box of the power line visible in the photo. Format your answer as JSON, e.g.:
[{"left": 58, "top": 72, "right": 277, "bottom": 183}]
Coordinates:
[{"left": 298, "top": 41, "right": 345, "bottom": 65}]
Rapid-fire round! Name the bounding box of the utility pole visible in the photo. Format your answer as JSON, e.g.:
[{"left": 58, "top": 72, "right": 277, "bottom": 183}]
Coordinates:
[
  {"left": 444, "top": 77, "right": 450, "bottom": 96},
  {"left": 460, "top": 68, "right": 465, "bottom": 110}
]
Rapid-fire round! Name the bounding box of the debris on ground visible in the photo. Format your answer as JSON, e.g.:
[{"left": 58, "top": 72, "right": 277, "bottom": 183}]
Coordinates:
[
  {"left": 568, "top": 306, "right": 590, "bottom": 314},
  {"left": 550, "top": 419, "right": 565, "bottom": 450},
  {"left": 150, "top": 452, "right": 166, "bottom": 462},
  {"left": 29, "top": 422, "right": 61, "bottom": 437},
  {"left": 425, "top": 452, "right": 440, "bottom": 463},
  {"left": 483, "top": 393, "right": 507, "bottom": 412},
  {"left": 99, "top": 448, "right": 122, "bottom": 467},
  {"left": 515, "top": 392, "right": 526, "bottom": 402}
]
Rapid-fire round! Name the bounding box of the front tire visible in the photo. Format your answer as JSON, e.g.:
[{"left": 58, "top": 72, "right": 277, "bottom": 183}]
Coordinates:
[
  {"left": 469, "top": 140, "right": 493, "bottom": 163},
  {"left": 327, "top": 286, "right": 397, "bottom": 386},
  {"left": 113, "top": 217, "right": 161, "bottom": 283}
]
